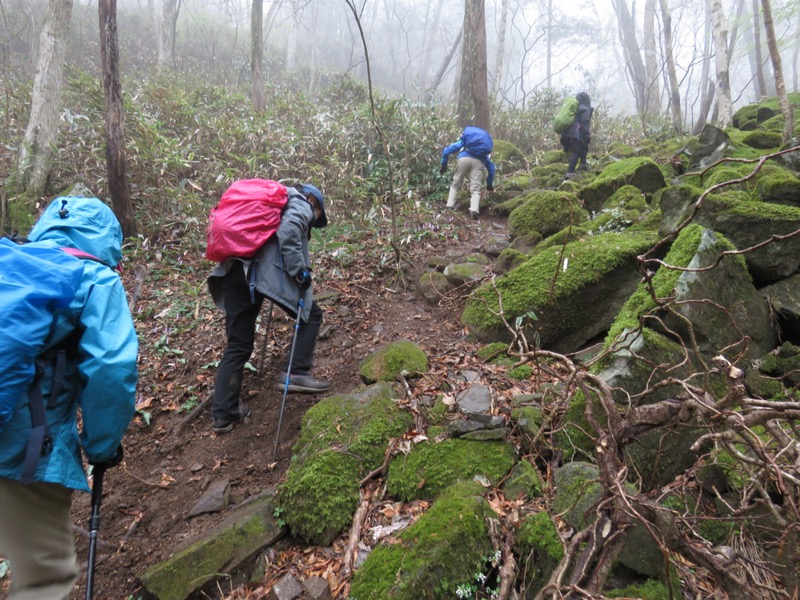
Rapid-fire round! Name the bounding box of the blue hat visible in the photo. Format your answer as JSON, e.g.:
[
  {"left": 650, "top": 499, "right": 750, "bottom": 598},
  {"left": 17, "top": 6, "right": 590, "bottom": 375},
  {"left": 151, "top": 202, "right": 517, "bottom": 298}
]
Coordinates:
[{"left": 298, "top": 183, "right": 328, "bottom": 228}]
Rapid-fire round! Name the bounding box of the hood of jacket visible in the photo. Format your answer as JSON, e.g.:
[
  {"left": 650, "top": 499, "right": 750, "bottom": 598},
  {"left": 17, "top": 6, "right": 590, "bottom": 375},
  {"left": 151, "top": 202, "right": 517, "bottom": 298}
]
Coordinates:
[{"left": 28, "top": 197, "right": 123, "bottom": 268}]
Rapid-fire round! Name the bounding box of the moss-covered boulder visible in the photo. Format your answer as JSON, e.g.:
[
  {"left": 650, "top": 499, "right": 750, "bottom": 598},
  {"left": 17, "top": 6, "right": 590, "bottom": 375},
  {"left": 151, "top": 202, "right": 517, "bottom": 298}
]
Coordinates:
[
  {"left": 139, "top": 493, "right": 283, "bottom": 600},
  {"left": 461, "top": 230, "right": 657, "bottom": 352},
  {"left": 443, "top": 261, "right": 486, "bottom": 287},
  {"left": 742, "top": 130, "right": 783, "bottom": 150},
  {"left": 694, "top": 193, "right": 800, "bottom": 284},
  {"left": 418, "top": 271, "right": 451, "bottom": 303},
  {"left": 495, "top": 248, "right": 528, "bottom": 274},
  {"left": 655, "top": 184, "right": 701, "bottom": 236},
  {"left": 623, "top": 224, "right": 775, "bottom": 360},
  {"left": 386, "top": 436, "right": 517, "bottom": 501},
  {"left": 516, "top": 511, "right": 564, "bottom": 598},
  {"left": 349, "top": 481, "right": 497, "bottom": 600},
  {"left": 492, "top": 139, "right": 527, "bottom": 175},
  {"left": 277, "top": 383, "right": 413, "bottom": 545},
  {"left": 507, "top": 189, "right": 589, "bottom": 240},
  {"left": 758, "top": 342, "right": 800, "bottom": 388},
  {"left": 359, "top": 340, "right": 428, "bottom": 383},
  {"left": 756, "top": 173, "right": 800, "bottom": 207},
  {"left": 688, "top": 123, "right": 732, "bottom": 170},
  {"left": 502, "top": 459, "right": 543, "bottom": 500},
  {"left": 732, "top": 103, "right": 777, "bottom": 129},
  {"left": 577, "top": 157, "right": 667, "bottom": 214}
]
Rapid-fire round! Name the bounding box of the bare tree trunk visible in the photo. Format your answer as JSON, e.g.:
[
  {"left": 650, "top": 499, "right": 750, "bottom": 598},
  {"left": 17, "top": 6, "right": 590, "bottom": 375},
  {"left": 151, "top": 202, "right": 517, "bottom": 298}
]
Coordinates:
[
  {"left": 98, "top": 0, "right": 136, "bottom": 238},
  {"left": 693, "top": 3, "right": 715, "bottom": 134},
  {"left": 16, "top": 0, "right": 73, "bottom": 199},
  {"left": 492, "top": 0, "right": 508, "bottom": 100},
  {"left": 659, "top": 0, "right": 682, "bottom": 133},
  {"left": 427, "top": 25, "right": 462, "bottom": 100},
  {"left": 157, "top": 0, "right": 179, "bottom": 70},
  {"left": 710, "top": 0, "right": 732, "bottom": 128},
  {"left": 760, "top": 0, "right": 794, "bottom": 142},
  {"left": 643, "top": 0, "right": 660, "bottom": 118},
  {"left": 251, "top": 0, "right": 264, "bottom": 113},
  {"left": 419, "top": 0, "right": 446, "bottom": 91},
  {"left": 457, "top": 0, "right": 490, "bottom": 131},
  {"left": 546, "top": 0, "right": 553, "bottom": 87},
  {"left": 611, "top": 0, "right": 647, "bottom": 119}
]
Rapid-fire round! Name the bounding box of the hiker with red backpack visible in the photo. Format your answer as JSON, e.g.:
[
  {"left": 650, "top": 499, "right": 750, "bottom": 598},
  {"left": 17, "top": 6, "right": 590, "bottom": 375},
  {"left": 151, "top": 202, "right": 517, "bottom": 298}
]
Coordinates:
[
  {"left": 207, "top": 182, "right": 330, "bottom": 434},
  {"left": 440, "top": 125, "right": 496, "bottom": 220},
  {"left": 0, "top": 196, "right": 138, "bottom": 599}
]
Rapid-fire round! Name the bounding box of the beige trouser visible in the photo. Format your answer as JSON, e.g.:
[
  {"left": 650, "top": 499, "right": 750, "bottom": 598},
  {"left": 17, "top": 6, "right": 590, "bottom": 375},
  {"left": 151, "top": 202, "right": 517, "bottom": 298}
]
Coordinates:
[
  {"left": 0, "top": 479, "right": 77, "bottom": 600},
  {"left": 446, "top": 156, "right": 484, "bottom": 213}
]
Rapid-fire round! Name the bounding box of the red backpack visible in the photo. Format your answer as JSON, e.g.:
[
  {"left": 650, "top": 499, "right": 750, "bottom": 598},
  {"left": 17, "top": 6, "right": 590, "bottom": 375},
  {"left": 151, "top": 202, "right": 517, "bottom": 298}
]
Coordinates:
[{"left": 205, "top": 179, "right": 288, "bottom": 262}]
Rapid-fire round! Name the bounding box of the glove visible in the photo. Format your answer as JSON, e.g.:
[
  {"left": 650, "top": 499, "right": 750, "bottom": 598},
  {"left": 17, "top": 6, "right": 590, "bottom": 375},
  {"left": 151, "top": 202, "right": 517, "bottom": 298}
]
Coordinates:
[
  {"left": 296, "top": 270, "right": 312, "bottom": 290},
  {"left": 439, "top": 163, "right": 447, "bottom": 175},
  {"left": 90, "top": 444, "right": 124, "bottom": 471}
]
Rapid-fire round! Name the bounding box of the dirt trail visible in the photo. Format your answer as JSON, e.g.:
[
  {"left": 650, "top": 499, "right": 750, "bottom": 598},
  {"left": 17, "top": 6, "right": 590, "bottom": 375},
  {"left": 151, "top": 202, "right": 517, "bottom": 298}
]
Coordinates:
[{"left": 63, "top": 211, "right": 509, "bottom": 599}]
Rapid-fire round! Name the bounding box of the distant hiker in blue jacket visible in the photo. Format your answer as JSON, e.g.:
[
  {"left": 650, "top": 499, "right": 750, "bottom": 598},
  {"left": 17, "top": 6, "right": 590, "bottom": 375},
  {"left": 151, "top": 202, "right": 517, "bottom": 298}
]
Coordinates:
[
  {"left": 207, "top": 184, "right": 330, "bottom": 434},
  {"left": 440, "top": 126, "right": 496, "bottom": 220},
  {"left": 0, "top": 197, "right": 138, "bottom": 599}
]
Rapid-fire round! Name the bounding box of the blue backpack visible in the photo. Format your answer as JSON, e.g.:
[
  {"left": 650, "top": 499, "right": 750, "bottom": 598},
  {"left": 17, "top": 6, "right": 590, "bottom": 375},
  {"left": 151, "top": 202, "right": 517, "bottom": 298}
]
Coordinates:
[
  {"left": 0, "top": 237, "right": 88, "bottom": 480},
  {"left": 461, "top": 126, "right": 493, "bottom": 158}
]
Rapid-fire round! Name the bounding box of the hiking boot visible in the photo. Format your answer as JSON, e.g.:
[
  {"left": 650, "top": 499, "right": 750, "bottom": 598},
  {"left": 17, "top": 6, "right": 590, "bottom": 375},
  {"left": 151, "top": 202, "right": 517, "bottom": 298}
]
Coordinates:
[
  {"left": 212, "top": 403, "right": 251, "bottom": 434},
  {"left": 276, "top": 372, "right": 332, "bottom": 394},
  {"left": 469, "top": 211, "right": 479, "bottom": 220},
  {"left": 564, "top": 172, "right": 576, "bottom": 180},
  {"left": 578, "top": 164, "right": 590, "bottom": 172}
]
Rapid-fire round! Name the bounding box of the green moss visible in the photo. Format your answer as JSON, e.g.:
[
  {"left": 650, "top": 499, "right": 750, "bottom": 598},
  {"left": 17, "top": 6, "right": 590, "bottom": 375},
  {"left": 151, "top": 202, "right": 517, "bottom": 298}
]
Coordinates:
[
  {"left": 606, "top": 580, "right": 671, "bottom": 600},
  {"left": 705, "top": 192, "right": 800, "bottom": 222},
  {"left": 532, "top": 225, "right": 589, "bottom": 252},
  {"left": 508, "top": 364, "right": 533, "bottom": 380},
  {"left": 602, "top": 184, "right": 649, "bottom": 212},
  {"left": 508, "top": 189, "right": 588, "bottom": 239},
  {"left": 463, "top": 230, "right": 656, "bottom": 337},
  {"left": 503, "top": 460, "right": 543, "bottom": 499},
  {"left": 476, "top": 342, "right": 508, "bottom": 361},
  {"left": 552, "top": 390, "right": 600, "bottom": 461},
  {"left": 277, "top": 384, "right": 413, "bottom": 545},
  {"left": 492, "top": 139, "right": 527, "bottom": 174},
  {"left": 359, "top": 339, "right": 428, "bottom": 383},
  {"left": 386, "top": 438, "right": 517, "bottom": 501},
  {"left": 742, "top": 130, "right": 783, "bottom": 150},
  {"left": 495, "top": 247, "right": 528, "bottom": 273},
  {"left": 518, "top": 511, "right": 563, "bottom": 562},
  {"left": 605, "top": 223, "right": 742, "bottom": 345},
  {"left": 350, "top": 481, "right": 496, "bottom": 600}
]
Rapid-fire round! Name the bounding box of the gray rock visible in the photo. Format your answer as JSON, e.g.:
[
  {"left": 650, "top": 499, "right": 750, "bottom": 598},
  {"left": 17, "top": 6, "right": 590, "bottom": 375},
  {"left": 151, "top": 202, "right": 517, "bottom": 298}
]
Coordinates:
[
  {"left": 456, "top": 383, "right": 492, "bottom": 415},
  {"left": 688, "top": 124, "right": 731, "bottom": 170},
  {"left": 187, "top": 479, "right": 230, "bottom": 518},
  {"left": 418, "top": 271, "right": 451, "bottom": 303},
  {"left": 303, "top": 576, "right": 333, "bottom": 600},
  {"left": 461, "top": 428, "right": 508, "bottom": 441},
  {"left": 762, "top": 274, "right": 800, "bottom": 339},
  {"left": 443, "top": 262, "right": 486, "bottom": 286},
  {"left": 447, "top": 419, "right": 484, "bottom": 436},
  {"left": 270, "top": 573, "right": 302, "bottom": 600}
]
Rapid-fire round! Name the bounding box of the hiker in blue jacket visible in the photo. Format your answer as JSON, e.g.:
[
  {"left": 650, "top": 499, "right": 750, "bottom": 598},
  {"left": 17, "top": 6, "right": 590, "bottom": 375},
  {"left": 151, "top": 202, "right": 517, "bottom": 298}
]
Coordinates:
[
  {"left": 440, "top": 126, "right": 496, "bottom": 220},
  {"left": 0, "top": 197, "right": 138, "bottom": 599},
  {"left": 563, "top": 92, "right": 593, "bottom": 178},
  {"left": 207, "top": 183, "right": 330, "bottom": 434}
]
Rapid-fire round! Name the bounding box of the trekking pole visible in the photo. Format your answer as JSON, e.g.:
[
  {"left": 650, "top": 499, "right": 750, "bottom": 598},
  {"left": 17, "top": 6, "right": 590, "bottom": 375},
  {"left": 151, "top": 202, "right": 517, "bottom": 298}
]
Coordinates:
[
  {"left": 85, "top": 464, "right": 106, "bottom": 600},
  {"left": 257, "top": 301, "right": 275, "bottom": 377},
  {"left": 272, "top": 297, "right": 304, "bottom": 462}
]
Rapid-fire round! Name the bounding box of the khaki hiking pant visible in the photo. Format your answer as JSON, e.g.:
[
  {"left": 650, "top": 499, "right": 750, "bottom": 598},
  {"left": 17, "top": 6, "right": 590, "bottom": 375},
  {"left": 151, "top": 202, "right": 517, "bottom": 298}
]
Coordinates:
[
  {"left": 0, "top": 479, "right": 78, "bottom": 600},
  {"left": 446, "top": 156, "right": 484, "bottom": 214}
]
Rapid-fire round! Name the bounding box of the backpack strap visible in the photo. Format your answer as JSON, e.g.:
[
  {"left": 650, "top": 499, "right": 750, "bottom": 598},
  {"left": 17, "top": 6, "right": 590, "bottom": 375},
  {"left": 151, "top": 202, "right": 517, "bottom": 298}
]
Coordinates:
[{"left": 20, "top": 350, "right": 67, "bottom": 483}]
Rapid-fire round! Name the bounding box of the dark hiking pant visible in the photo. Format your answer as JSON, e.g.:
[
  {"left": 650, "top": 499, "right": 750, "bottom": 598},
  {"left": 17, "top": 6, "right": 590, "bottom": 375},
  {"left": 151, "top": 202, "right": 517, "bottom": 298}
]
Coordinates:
[
  {"left": 567, "top": 140, "right": 590, "bottom": 173},
  {"left": 212, "top": 263, "right": 323, "bottom": 421}
]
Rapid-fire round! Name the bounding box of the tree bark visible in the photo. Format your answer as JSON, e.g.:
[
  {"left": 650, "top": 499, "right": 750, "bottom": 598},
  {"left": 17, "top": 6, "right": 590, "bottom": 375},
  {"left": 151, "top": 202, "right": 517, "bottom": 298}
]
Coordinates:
[
  {"left": 659, "top": 0, "right": 682, "bottom": 133},
  {"left": 251, "top": 0, "right": 264, "bottom": 113},
  {"left": 710, "top": 0, "right": 732, "bottom": 128},
  {"left": 643, "top": 0, "right": 660, "bottom": 118},
  {"left": 98, "top": 0, "right": 136, "bottom": 238},
  {"left": 16, "top": 0, "right": 74, "bottom": 200},
  {"left": 760, "top": 0, "right": 794, "bottom": 142},
  {"left": 492, "top": 0, "right": 509, "bottom": 100},
  {"left": 157, "top": 0, "right": 179, "bottom": 70},
  {"left": 611, "top": 0, "right": 647, "bottom": 119},
  {"left": 457, "top": 0, "right": 490, "bottom": 131}
]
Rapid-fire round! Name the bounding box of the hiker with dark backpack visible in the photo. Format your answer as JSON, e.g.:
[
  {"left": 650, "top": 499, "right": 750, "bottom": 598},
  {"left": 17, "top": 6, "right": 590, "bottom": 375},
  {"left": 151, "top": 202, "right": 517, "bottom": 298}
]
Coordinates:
[
  {"left": 440, "top": 125, "right": 496, "bottom": 220},
  {"left": 207, "top": 182, "right": 330, "bottom": 435},
  {"left": 562, "top": 92, "right": 594, "bottom": 179},
  {"left": 0, "top": 196, "right": 138, "bottom": 599}
]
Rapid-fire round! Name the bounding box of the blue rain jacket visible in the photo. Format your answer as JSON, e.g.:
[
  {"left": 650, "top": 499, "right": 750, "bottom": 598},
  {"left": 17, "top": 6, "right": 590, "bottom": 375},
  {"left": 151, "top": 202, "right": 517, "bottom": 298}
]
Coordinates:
[
  {"left": 0, "top": 197, "right": 138, "bottom": 492},
  {"left": 441, "top": 139, "right": 496, "bottom": 189}
]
